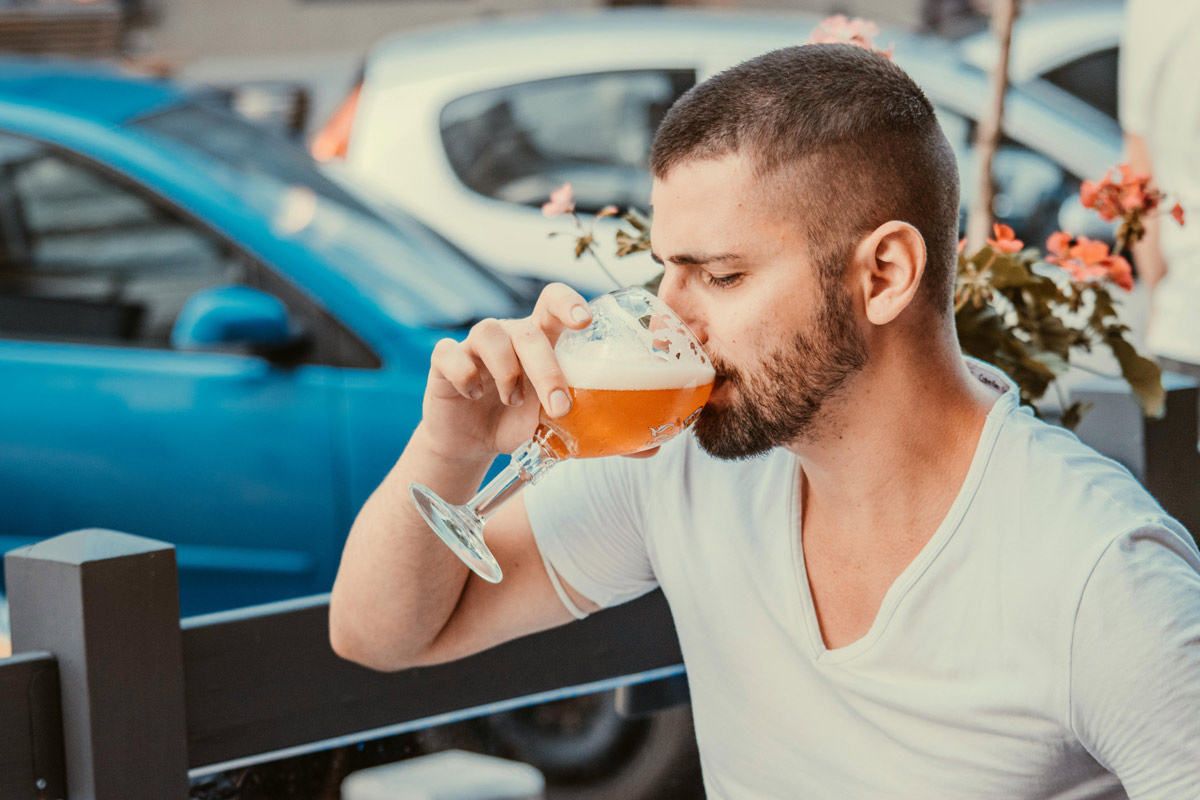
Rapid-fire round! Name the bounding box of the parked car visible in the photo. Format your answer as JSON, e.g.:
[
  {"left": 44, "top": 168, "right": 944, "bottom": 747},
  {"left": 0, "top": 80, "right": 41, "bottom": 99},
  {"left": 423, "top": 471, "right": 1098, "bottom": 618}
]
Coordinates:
[
  {"left": 0, "top": 56, "right": 534, "bottom": 616},
  {"left": 314, "top": 7, "right": 1121, "bottom": 293},
  {"left": 0, "top": 57, "right": 698, "bottom": 800},
  {"left": 957, "top": 0, "right": 1121, "bottom": 124}
]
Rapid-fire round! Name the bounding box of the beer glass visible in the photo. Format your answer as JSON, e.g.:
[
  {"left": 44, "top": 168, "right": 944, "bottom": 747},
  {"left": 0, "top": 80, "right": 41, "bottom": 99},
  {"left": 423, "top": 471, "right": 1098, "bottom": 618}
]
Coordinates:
[{"left": 410, "top": 286, "right": 714, "bottom": 583}]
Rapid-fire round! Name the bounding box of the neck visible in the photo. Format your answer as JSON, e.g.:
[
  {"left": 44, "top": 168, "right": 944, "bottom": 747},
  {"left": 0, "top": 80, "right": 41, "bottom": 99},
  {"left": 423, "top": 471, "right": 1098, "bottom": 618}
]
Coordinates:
[{"left": 788, "top": 336, "right": 998, "bottom": 540}]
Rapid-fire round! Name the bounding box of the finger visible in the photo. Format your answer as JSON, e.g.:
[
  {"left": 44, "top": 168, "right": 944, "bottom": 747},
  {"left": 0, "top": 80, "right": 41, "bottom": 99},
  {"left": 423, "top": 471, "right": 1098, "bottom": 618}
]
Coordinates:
[
  {"left": 430, "top": 337, "right": 484, "bottom": 399},
  {"left": 507, "top": 319, "right": 572, "bottom": 418},
  {"left": 622, "top": 446, "right": 661, "bottom": 460},
  {"left": 466, "top": 319, "right": 526, "bottom": 406},
  {"left": 532, "top": 282, "right": 592, "bottom": 335}
]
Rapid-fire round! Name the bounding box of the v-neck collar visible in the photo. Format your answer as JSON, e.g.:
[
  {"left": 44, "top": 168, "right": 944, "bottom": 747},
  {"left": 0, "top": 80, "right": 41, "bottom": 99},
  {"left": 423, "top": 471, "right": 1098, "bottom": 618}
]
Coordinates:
[{"left": 787, "top": 359, "right": 1019, "bottom": 663}]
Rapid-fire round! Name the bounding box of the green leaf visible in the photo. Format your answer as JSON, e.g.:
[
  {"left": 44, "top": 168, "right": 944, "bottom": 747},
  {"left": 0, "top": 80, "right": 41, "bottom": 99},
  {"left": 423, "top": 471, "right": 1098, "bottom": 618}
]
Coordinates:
[
  {"left": 988, "top": 255, "right": 1043, "bottom": 289},
  {"left": 1107, "top": 333, "right": 1166, "bottom": 418},
  {"left": 573, "top": 233, "right": 594, "bottom": 259},
  {"left": 1059, "top": 400, "right": 1094, "bottom": 431},
  {"left": 622, "top": 207, "right": 652, "bottom": 233},
  {"left": 615, "top": 228, "right": 651, "bottom": 258}
]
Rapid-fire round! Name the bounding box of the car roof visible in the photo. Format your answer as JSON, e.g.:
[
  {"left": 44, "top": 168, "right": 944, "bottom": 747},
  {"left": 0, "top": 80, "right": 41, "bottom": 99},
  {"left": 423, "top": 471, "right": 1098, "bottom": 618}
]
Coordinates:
[
  {"left": 362, "top": 6, "right": 1115, "bottom": 173},
  {"left": 367, "top": 7, "right": 830, "bottom": 78},
  {"left": 957, "top": 0, "right": 1122, "bottom": 83},
  {"left": 0, "top": 55, "right": 185, "bottom": 125}
]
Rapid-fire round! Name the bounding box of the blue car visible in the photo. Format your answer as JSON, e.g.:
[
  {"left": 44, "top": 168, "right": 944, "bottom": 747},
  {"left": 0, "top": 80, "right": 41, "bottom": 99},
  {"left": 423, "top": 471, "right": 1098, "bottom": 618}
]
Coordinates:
[{"left": 0, "top": 57, "right": 533, "bottom": 615}]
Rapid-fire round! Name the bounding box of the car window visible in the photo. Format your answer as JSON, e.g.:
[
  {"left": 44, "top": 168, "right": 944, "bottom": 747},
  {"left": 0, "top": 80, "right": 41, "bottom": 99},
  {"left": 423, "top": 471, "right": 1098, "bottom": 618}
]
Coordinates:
[
  {"left": 135, "top": 101, "right": 529, "bottom": 328},
  {"left": 1041, "top": 47, "right": 1118, "bottom": 123},
  {"left": 440, "top": 69, "right": 696, "bottom": 212},
  {"left": 136, "top": 101, "right": 384, "bottom": 222},
  {"left": 934, "top": 106, "right": 1078, "bottom": 247},
  {"left": 0, "top": 133, "right": 241, "bottom": 347}
]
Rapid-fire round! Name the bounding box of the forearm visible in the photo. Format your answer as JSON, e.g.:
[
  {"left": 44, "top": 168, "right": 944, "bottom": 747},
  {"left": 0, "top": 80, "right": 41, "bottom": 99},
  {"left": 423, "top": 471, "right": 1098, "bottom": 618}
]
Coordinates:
[
  {"left": 329, "top": 423, "right": 494, "bottom": 671},
  {"left": 1131, "top": 214, "right": 1167, "bottom": 289},
  {"left": 1124, "top": 133, "right": 1168, "bottom": 288}
]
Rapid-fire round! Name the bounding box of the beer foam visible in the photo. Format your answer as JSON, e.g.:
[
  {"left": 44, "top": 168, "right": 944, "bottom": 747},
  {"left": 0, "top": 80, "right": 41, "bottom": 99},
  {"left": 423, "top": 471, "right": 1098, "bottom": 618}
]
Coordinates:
[{"left": 557, "top": 351, "right": 715, "bottom": 390}]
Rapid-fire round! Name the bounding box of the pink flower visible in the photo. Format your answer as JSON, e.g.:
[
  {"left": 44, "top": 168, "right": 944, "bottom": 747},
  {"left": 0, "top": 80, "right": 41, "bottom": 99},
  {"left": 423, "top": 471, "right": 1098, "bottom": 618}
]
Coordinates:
[
  {"left": 1045, "top": 231, "right": 1072, "bottom": 259},
  {"left": 1080, "top": 179, "right": 1100, "bottom": 209},
  {"left": 1172, "top": 202, "right": 1186, "bottom": 226},
  {"left": 805, "top": 15, "right": 890, "bottom": 57},
  {"left": 1119, "top": 182, "right": 1146, "bottom": 212},
  {"left": 1104, "top": 254, "right": 1134, "bottom": 291},
  {"left": 541, "top": 183, "right": 575, "bottom": 217},
  {"left": 1068, "top": 237, "right": 1110, "bottom": 267},
  {"left": 987, "top": 223, "right": 1023, "bottom": 254},
  {"left": 1049, "top": 235, "right": 1133, "bottom": 292}
]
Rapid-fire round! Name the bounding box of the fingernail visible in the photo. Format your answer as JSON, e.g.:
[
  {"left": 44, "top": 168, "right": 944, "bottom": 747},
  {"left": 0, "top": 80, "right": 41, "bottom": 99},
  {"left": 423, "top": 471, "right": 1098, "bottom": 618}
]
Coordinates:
[
  {"left": 469, "top": 386, "right": 484, "bottom": 400},
  {"left": 549, "top": 389, "right": 571, "bottom": 417},
  {"left": 571, "top": 305, "right": 591, "bottom": 324},
  {"left": 509, "top": 388, "right": 524, "bottom": 406}
]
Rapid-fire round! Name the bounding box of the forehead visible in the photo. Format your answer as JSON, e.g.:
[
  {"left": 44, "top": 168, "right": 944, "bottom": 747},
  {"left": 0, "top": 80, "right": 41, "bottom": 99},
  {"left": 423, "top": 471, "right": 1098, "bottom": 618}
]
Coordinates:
[{"left": 650, "top": 154, "right": 802, "bottom": 255}]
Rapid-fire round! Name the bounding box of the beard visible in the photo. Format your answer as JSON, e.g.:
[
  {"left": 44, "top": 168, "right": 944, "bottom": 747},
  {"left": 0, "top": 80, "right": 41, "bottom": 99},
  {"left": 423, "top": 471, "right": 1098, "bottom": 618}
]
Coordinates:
[{"left": 693, "top": 279, "right": 868, "bottom": 461}]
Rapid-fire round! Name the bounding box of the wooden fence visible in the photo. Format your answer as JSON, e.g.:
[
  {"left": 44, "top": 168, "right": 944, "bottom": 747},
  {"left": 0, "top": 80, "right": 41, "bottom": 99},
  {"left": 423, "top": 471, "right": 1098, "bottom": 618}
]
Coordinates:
[{"left": 0, "top": 377, "right": 1195, "bottom": 799}]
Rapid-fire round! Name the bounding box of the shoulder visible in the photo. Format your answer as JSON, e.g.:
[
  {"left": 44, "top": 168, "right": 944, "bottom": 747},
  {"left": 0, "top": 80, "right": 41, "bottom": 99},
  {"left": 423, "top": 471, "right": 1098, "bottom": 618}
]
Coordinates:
[
  {"left": 970, "top": 400, "right": 1195, "bottom": 610},
  {"left": 988, "top": 404, "right": 1171, "bottom": 532}
]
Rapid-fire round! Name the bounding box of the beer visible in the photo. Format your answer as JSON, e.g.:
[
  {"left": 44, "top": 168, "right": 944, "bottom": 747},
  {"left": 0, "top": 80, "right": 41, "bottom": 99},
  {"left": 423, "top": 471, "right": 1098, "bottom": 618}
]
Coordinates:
[
  {"left": 537, "top": 356, "right": 715, "bottom": 459},
  {"left": 411, "top": 285, "right": 713, "bottom": 584}
]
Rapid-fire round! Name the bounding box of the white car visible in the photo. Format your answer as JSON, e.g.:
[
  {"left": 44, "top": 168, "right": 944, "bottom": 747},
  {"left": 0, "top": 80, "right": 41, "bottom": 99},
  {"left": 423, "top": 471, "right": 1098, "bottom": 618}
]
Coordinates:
[
  {"left": 318, "top": 8, "right": 1121, "bottom": 293},
  {"left": 957, "top": 0, "right": 1121, "bottom": 124}
]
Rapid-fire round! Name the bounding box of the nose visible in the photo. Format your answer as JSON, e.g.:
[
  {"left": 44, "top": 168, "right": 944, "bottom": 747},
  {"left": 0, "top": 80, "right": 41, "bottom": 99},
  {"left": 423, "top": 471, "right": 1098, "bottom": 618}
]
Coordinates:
[{"left": 656, "top": 268, "right": 706, "bottom": 344}]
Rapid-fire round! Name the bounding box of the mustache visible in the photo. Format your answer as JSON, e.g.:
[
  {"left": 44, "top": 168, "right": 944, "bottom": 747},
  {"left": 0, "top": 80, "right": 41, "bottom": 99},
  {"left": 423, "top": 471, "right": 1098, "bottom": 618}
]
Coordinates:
[{"left": 707, "top": 353, "right": 741, "bottom": 383}]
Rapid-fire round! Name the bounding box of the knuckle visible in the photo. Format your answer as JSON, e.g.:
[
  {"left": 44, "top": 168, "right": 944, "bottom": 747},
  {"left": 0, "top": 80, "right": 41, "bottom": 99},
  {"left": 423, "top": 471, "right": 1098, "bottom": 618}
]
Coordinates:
[
  {"left": 495, "top": 371, "right": 523, "bottom": 392},
  {"left": 448, "top": 360, "right": 479, "bottom": 383},
  {"left": 471, "top": 318, "right": 504, "bottom": 338},
  {"left": 512, "top": 321, "right": 544, "bottom": 342},
  {"left": 533, "top": 365, "right": 564, "bottom": 385},
  {"left": 432, "top": 337, "right": 459, "bottom": 357}
]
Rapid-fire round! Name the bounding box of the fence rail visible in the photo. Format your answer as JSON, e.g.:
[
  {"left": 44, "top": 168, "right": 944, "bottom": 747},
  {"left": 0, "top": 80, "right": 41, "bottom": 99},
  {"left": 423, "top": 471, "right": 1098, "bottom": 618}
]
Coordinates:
[
  {"left": 0, "top": 377, "right": 1195, "bottom": 799},
  {"left": 1, "top": 529, "right": 682, "bottom": 799}
]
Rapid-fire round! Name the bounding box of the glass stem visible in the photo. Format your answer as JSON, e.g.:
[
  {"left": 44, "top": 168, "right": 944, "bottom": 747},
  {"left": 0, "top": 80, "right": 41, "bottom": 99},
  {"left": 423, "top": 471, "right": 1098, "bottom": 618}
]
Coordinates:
[{"left": 469, "top": 431, "right": 562, "bottom": 522}]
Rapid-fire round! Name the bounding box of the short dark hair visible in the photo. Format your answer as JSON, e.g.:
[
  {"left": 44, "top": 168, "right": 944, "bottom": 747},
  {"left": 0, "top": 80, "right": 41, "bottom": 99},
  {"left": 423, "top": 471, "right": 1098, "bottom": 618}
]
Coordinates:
[{"left": 650, "top": 44, "right": 960, "bottom": 311}]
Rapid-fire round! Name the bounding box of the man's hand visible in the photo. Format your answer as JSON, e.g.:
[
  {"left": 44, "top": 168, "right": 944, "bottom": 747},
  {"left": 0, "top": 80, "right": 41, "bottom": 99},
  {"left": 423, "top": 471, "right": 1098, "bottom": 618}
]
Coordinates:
[
  {"left": 419, "top": 282, "right": 594, "bottom": 461},
  {"left": 330, "top": 283, "right": 602, "bottom": 671}
]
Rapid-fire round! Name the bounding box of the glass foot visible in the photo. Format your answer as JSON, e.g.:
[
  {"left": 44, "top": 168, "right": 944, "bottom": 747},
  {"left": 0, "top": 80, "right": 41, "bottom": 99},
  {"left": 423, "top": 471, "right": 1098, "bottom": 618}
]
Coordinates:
[{"left": 409, "top": 483, "right": 503, "bottom": 583}]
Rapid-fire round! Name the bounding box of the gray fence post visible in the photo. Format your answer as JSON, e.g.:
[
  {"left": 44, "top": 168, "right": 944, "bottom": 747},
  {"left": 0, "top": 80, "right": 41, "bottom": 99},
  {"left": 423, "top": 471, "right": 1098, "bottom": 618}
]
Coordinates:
[{"left": 4, "top": 529, "right": 189, "bottom": 800}]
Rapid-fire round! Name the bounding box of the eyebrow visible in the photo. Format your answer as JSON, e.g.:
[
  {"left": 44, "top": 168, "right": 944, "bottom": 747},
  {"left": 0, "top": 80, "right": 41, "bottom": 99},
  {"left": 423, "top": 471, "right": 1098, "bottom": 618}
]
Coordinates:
[{"left": 650, "top": 250, "right": 743, "bottom": 267}]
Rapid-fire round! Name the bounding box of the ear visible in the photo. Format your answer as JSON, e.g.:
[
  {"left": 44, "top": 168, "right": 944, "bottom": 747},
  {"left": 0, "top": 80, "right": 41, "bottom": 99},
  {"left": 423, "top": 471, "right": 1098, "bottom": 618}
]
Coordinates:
[{"left": 852, "top": 221, "right": 926, "bottom": 326}]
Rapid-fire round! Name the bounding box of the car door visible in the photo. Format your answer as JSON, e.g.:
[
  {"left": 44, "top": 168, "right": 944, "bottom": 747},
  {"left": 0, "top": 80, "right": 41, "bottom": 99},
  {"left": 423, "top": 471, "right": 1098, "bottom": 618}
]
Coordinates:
[{"left": 0, "top": 131, "right": 347, "bottom": 614}]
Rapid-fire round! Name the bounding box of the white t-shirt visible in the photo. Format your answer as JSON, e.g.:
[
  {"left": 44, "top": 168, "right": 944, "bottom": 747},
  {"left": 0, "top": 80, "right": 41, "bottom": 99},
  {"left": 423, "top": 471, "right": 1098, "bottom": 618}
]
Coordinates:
[
  {"left": 1120, "top": 1, "right": 1200, "bottom": 364},
  {"left": 525, "top": 360, "right": 1200, "bottom": 798}
]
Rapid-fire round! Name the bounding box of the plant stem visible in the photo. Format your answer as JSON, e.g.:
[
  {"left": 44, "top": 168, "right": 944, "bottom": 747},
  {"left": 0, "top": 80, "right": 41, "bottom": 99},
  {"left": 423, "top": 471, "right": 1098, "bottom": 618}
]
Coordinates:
[{"left": 585, "top": 245, "right": 624, "bottom": 290}]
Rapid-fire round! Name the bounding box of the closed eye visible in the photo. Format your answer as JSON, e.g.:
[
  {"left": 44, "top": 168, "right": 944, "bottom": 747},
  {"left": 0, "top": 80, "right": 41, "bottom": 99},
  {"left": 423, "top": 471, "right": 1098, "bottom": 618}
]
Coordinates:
[{"left": 703, "top": 272, "right": 744, "bottom": 288}]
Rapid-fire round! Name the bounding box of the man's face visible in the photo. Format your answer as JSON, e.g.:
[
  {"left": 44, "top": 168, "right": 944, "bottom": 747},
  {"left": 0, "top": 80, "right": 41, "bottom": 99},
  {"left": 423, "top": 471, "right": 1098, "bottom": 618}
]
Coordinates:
[{"left": 650, "top": 153, "right": 868, "bottom": 460}]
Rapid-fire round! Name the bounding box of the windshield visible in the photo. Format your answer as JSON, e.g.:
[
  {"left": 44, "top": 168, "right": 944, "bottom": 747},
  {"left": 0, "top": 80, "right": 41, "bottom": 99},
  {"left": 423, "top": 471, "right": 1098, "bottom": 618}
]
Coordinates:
[{"left": 132, "top": 101, "right": 527, "bottom": 328}]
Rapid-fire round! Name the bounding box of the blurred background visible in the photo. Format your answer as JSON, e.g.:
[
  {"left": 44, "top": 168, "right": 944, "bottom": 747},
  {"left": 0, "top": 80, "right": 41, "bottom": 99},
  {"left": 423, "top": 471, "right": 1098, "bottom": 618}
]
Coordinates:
[{"left": 0, "top": 1, "right": 1141, "bottom": 798}]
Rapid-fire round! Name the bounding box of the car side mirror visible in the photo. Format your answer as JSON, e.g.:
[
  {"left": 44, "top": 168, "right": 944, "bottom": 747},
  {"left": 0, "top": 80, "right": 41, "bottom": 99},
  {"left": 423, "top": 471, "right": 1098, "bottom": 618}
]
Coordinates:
[{"left": 171, "top": 286, "right": 305, "bottom": 361}]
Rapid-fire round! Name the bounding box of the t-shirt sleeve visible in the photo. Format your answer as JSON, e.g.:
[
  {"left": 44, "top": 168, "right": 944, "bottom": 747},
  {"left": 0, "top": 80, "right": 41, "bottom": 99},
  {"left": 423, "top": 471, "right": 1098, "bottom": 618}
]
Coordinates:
[
  {"left": 523, "top": 449, "right": 660, "bottom": 611},
  {"left": 1069, "top": 522, "right": 1200, "bottom": 797}
]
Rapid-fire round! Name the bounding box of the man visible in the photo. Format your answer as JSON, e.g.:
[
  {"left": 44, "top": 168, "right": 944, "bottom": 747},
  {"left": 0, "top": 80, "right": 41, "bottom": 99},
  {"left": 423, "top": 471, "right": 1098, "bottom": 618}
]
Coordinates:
[
  {"left": 1120, "top": 1, "right": 1200, "bottom": 378},
  {"left": 331, "top": 44, "right": 1200, "bottom": 797}
]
